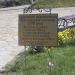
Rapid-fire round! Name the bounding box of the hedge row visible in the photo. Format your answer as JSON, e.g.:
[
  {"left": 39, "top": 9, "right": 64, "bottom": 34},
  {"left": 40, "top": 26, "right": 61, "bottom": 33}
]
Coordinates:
[{"left": 0, "top": 0, "right": 31, "bottom": 8}]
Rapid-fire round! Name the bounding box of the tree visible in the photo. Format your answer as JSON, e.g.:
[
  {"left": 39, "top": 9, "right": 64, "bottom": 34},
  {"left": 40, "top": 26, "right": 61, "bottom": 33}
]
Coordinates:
[
  {"left": 0, "top": 0, "right": 37, "bottom": 8},
  {"left": 4, "top": 0, "right": 13, "bottom": 7}
]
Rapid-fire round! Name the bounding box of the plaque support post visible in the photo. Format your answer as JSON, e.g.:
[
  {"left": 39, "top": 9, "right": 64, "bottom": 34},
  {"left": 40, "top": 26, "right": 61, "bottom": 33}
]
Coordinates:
[
  {"left": 48, "top": 47, "right": 53, "bottom": 75},
  {"left": 48, "top": 10, "right": 52, "bottom": 74},
  {"left": 24, "top": 46, "right": 27, "bottom": 75},
  {"left": 49, "top": 8, "right": 52, "bottom": 14}
]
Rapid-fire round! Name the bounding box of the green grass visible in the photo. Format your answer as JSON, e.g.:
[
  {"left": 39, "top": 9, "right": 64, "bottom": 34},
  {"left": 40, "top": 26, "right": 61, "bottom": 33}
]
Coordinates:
[
  {"left": 0, "top": 41, "right": 75, "bottom": 75},
  {"left": 36, "top": 0, "right": 75, "bottom": 7}
]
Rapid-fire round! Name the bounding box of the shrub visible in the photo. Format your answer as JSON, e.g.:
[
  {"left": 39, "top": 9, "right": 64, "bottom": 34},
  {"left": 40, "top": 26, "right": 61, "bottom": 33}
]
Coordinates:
[{"left": 58, "top": 27, "right": 75, "bottom": 45}]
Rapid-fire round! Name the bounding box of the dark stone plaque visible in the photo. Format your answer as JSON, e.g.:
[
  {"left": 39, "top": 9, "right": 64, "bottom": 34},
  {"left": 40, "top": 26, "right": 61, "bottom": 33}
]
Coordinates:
[{"left": 18, "top": 14, "right": 58, "bottom": 46}]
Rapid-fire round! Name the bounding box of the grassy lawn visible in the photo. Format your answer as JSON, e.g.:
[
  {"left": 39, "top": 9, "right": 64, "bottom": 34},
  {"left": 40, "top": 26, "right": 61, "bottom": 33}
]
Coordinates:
[
  {"left": 0, "top": 42, "right": 75, "bottom": 75},
  {"left": 36, "top": 0, "right": 75, "bottom": 7}
]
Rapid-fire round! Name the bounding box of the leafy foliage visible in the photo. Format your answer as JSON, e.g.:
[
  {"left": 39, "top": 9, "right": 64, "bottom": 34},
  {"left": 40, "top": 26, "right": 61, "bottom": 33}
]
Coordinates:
[
  {"left": 1, "top": 0, "right": 75, "bottom": 8},
  {"left": 0, "top": 0, "right": 31, "bottom": 8},
  {"left": 58, "top": 27, "right": 75, "bottom": 45}
]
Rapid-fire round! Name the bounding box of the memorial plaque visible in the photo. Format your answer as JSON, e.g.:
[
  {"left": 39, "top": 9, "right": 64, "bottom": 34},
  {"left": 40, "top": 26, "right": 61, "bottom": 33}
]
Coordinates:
[{"left": 18, "top": 14, "right": 58, "bottom": 46}]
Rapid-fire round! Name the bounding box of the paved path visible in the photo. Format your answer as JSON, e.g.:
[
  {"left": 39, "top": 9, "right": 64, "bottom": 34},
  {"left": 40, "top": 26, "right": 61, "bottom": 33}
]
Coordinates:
[
  {"left": 0, "top": 6, "right": 75, "bottom": 72},
  {"left": 52, "top": 7, "right": 75, "bottom": 17},
  {"left": 0, "top": 5, "right": 29, "bottom": 72}
]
